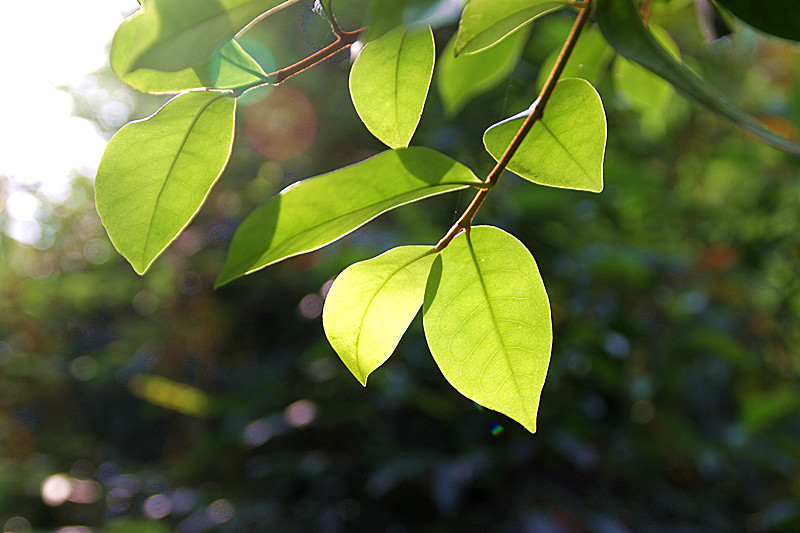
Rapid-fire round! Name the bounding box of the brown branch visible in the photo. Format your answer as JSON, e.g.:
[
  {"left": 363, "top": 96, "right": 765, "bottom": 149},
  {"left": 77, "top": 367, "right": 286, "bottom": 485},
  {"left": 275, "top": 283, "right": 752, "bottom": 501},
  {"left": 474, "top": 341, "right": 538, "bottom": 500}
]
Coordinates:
[
  {"left": 433, "top": 2, "right": 593, "bottom": 252},
  {"left": 269, "top": 28, "right": 362, "bottom": 85}
]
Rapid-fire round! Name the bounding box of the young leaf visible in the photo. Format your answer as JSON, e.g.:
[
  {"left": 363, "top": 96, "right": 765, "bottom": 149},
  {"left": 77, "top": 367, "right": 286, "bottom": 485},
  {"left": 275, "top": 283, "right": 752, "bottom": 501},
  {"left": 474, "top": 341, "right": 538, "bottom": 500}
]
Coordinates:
[
  {"left": 323, "top": 246, "right": 436, "bottom": 385},
  {"left": 714, "top": 0, "right": 799, "bottom": 42},
  {"left": 349, "top": 26, "right": 435, "bottom": 149},
  {"left": 437, "top": 27, "right": 529, "bottom": 117},
  {"left": 216, "top": 147, "right": 482, "bottom": 287},
  {"left": 96, "top": 91, "right": 236, "bottom": 275},
  {"left": 111, "top": 0, "right": 299, "bottom": 76},
  {"left": 596, "top": 0, "right": 800, "bottom": 154},
  {"left": 454, "top": 0, "right": 570, "bottom": 55},
  {"left": 317, "top": 0, "right": 334, "bottom": 20},
  {"left": 119, "top": 39, "right": 268, "bottom": 94},
  {"left": 423, "top": 225, "right": 552, "bottom": 433},
  {"left": 483, "top": 78, "right": 606, "bottom": 192}
]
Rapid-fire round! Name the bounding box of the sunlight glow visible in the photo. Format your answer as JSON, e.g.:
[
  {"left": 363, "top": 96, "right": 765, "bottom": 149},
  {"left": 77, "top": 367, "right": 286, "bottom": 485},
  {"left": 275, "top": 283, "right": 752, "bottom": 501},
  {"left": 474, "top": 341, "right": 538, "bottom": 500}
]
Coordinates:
[{"left": 0, "top": 1, "right": 135, "bottom": 200}]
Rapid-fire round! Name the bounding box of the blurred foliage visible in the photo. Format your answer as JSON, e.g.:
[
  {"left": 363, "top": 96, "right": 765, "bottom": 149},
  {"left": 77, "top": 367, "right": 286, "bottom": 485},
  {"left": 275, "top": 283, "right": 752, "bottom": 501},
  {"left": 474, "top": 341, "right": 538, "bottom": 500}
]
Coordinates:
[{"left": 1, "top": 2, "right": 799, "bottom": 532}]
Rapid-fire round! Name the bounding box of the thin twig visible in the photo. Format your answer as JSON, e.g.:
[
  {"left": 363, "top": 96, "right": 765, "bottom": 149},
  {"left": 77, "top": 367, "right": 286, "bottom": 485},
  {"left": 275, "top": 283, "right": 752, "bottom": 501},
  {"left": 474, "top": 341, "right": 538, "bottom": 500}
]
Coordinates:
[{"left": 433, "top": 2, "right": 593, "bottom": 252}]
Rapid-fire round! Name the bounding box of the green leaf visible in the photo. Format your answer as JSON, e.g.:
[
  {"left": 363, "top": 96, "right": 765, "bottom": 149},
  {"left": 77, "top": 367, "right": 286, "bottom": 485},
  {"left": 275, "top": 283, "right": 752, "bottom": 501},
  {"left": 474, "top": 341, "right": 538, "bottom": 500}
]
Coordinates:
[
  {"left": 596, "top": 0, "right": 800, "bottom": 154},
  {"left": 111, "top": 0, "right": 299, "bottom": 75},
  {"left": 454, "top": 0, "right": 570, "bottom": 55},
  {"left": 437, "top": 26, "right": 530, "bottom": 117},
  {"left": 423, "top": 225, "right": 552, "bottom": 433},
  {"left": 483, "top": 78, "right": 606, "bottom": 192},
  {"left": 714, "top": 0, "right": 800, "bottom": 41},
  {"left": 323, "top": 246, "right": 436, "bottom": 385},
  {"left": 96, "top": 91, "right": 236, "bottom": 274},
  {"left": 536, "top": 27, "right": 612, "bottom": 89},
  {"left": 216, "top": 147, "right": 482, "bottom": 287},
  {"left": 118, "top": 38, "right": 268, "bottom": 94},
  {"left": 349, "top": 26, "right": 435, "bottom": 149}
]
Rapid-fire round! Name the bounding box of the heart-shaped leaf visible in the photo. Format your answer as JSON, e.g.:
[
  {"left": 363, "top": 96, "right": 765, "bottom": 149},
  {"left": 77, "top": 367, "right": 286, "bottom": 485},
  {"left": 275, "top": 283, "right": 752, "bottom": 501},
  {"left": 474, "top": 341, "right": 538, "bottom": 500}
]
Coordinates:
[
  {"left": 423, "top": 225, "right": 552, "bottom": 433},
  {"left": 216, "top": 147, "right": 482, "bottom": 287},
  {"left": 349, "top": 26, "right": 435, "bottom": 149},
  {"left": 484, "top": 78, "right": 606, "bottom": 192},
  {"left": 324, "top": 246, "right": 436, "bottom": 385},
  {"left": 96, "top": 91, "right": 236, "bottom": 274}
]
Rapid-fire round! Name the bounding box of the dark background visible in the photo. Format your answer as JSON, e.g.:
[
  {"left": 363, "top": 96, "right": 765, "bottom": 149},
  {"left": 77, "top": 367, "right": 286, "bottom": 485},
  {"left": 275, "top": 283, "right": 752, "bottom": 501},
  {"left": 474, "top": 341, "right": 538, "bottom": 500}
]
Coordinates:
[{"left": 1, "top": 1, "right": 799, "bottom": 531}]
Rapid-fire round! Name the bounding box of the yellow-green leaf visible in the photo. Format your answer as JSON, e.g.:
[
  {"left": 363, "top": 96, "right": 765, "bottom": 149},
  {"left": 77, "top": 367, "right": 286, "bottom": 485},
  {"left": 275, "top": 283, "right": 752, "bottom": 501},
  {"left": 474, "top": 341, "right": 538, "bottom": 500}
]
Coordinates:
[{"left": 423, "top": 226, "right": 552, "bottom": 433}]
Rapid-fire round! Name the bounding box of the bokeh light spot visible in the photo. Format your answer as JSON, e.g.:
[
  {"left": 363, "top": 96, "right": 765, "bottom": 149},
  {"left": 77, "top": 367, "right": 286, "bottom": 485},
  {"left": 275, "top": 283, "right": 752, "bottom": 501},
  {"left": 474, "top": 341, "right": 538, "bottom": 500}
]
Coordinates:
[
  {"left": 83, "top": 238, "right": 110, "bottom": 265},
  {"left": 490, "top": 423, "right": 504, "bottom": 436},
  {"left": 41, "top": 474, "right": 72, "bottom": 506},
  {"left": 132, "top": 290, "right": 159, "bottom": 316},
  {"left": 298, "top": 293, "right": 322, "bottom": 319},
  {"left": 70, "top": 356, "right": 98, "bottom": 382},
  {"left": 207, "top": 499, "right": 235, "bottom": 524},
  {"left": 631, "top": 400, "right": 656, "bottom": 424},
  {"left": 285, "top": 399, "right": 317, "bottom": 427},
  {"left": 243, "top": 86, "right": 316, "bottom": 160},
  {"left": 143, "top": 494, "right": 173, "bottom": 519},
  {"left": 3, "top": 516, "right": 31, "bottom": 533}
]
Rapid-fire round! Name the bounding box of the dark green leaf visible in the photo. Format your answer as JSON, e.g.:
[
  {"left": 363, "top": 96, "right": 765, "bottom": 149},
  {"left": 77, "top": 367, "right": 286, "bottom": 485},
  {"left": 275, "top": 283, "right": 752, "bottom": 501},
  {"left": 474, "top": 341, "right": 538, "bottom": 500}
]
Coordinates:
[
  {"left": 596, "top": 0, "right": 800, "bottom": 154},
  {"left": 323, "top": 246, "right": 436, "bottom": 385},
  {"left": 96, "top": 91, "right": 236, "bottom": 274},
  {"left": 216, "top": 147, "right": 482, "bottom": 287},
  {"left": 423, "top": 226, "right": 552, "bottom": 433},
  {"left": 484, "top": 78, "right": 606, "bottom": 192},
  {"left": 437, "top": 26, "right": 529, "bottom": 117},
  {"left": 112, "top": 0, "right": 299, "bottom": 75},
  {"left": 714, "top": 0, "right": 800, "bottom": 41},
  {"left": 350, "top": 26, "right": 435, "bottom": 148},
  {"left": 454, "top": 0, "right": 570, "bottom": 55}
]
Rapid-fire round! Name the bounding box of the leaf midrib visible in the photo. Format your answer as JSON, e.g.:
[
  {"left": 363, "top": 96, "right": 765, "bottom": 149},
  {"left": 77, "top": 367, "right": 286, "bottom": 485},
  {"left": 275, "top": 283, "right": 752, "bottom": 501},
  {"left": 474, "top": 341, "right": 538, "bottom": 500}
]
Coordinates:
[
  {"left": 466, "top": 235, "right": 534, "bottom": 427},
  {"left": 235, "top": 180, "right": 476, "bottom": 274},
  {"left": 141, "top": 93, "right": 226, "bottom": 265}
]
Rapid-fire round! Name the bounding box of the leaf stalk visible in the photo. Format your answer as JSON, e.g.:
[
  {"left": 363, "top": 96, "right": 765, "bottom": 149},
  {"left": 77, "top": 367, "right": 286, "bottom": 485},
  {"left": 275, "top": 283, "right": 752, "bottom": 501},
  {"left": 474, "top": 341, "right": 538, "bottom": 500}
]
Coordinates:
[{"left": 433, "top": 1, "right": 593, "bottom": 252}]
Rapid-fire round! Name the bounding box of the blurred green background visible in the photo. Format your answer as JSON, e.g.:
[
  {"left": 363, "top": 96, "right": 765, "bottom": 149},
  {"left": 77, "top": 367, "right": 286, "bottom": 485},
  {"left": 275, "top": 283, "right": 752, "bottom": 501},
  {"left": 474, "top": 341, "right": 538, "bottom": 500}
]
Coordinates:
[{"left": 1, "top": 1, "right": 799, "bottom": 531}]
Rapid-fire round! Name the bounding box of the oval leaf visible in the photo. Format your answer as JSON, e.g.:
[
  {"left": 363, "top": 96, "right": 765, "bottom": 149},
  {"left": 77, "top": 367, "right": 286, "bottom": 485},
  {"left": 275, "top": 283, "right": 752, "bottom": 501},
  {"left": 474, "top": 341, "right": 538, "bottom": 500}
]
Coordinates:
[
  {"left": 350, "top": 26, "right": 435, "bottom": 149},
  {"left": 437, "top": 27, "right": 529, "bottom": 117},
  {"left": 596, "top": 0, "right": 800, "bottom": 154},
  {"left": 96, "top": 91, "right": 236, "bottom": 274},
  {"left": 112, "top": 0, "right": 299, "bottom": 75},
  {"left": 454, "top": 0, "right": 570, "bottom": 55},
  {"left": 483, "top": 78, "right": 606, "bottom": 192},
  {"left": 323, "top": 246, "right": 437, "bottom": 385},
  {"left": 216, "top": 147, "right": 482, "bottom": 287},
  {"left": 715, "top": 0, "right": 800, "bottom": 42},
  {"left": 423, "top": 226, "right": 552, "bottom": 433},
  {"left": 119, "top": 38, "right": 268, "bottom": 94}
]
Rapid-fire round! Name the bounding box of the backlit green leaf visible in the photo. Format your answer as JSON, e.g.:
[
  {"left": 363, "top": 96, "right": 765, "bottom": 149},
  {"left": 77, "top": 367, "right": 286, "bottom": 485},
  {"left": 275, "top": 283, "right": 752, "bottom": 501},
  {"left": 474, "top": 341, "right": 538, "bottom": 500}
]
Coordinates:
[
  {"left": 715, "top": 0, "right": 800, "bottom": 41},
  {"left": 483, "top": 78, "right": 606, "bottom": 192},
  {"left": 118, "top": 38, "right": 268, "bottom": 94},
  {"left": 454, "top": 0, "right": 570, "bottom": 55},
  {"left": 96, "top": 91, "right": 236, "bottom": 274},
  {"left": 596, "top": 0, "right": 800, "bottom": 154},
  {"left": 216, "top": 147, "right": 482, "bottom": 287},
  {"left": 437, "top": 27, "right": 529, "bottom": 117},
  {"left": 323, "top": 246, "right": 436, "bottom": 385},
  {"left": 111, "top": 0, "right": 299, "bottom": 75},
  {"left": 318, "top": 0, "right": 334, "bottom": 19},
  {"left": 349, "top": 26, "right": 435, "bottom": 149},
  {"left": 423, "top": 225, "right": 552, "bottom": 433}
]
